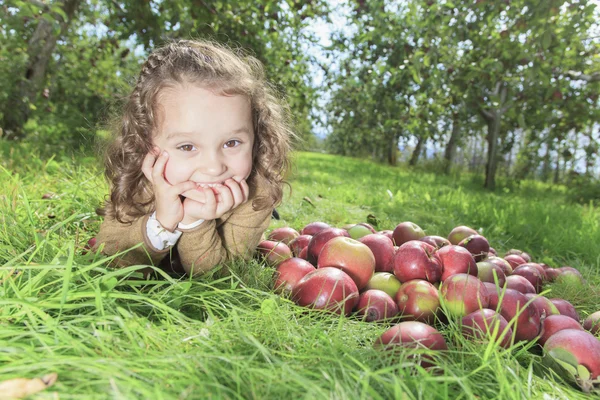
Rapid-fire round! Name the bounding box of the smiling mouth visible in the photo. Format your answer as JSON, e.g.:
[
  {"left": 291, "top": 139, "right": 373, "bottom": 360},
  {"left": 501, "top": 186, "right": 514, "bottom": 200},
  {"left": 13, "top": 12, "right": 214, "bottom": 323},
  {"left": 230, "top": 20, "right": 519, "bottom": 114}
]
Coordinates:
[{"left": 196, "top": 182, "right": 224, "bottom": 188}]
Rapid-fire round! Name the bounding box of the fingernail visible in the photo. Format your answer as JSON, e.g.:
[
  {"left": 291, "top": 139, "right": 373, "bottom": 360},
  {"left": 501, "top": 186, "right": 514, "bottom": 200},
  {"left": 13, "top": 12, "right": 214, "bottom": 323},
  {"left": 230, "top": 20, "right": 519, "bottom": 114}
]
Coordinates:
[{"left": 162, "top": 151, "right": 168, "bottom": 157}]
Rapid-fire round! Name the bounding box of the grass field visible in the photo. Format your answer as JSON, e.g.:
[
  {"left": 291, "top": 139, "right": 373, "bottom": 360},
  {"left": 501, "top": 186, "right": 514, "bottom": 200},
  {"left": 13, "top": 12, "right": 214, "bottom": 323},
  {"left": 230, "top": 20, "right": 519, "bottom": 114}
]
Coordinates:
[{"left": 1, "top": 145, "right": 599, "bottom": 399}]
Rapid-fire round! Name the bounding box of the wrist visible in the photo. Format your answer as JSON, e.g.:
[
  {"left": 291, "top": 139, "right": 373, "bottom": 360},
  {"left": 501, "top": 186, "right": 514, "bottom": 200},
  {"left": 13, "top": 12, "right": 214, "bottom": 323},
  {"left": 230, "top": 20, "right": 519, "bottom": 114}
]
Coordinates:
[
  {"left": 180, "top": 215, "right": 201, "bottom": 226},
  {"left": 155, "top": 212, "right": 178, "bottom": 232}
]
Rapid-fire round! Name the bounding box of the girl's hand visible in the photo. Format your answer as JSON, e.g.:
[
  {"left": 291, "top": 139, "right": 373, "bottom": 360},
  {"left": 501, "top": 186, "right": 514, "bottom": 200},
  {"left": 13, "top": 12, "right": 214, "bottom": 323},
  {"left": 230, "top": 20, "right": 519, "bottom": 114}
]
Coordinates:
[
  {"left": 181, "top": 178, "right": 250, "bottom": 224},
  {"left": 142, "top": 148, "right": 197, "bottom": 231}
]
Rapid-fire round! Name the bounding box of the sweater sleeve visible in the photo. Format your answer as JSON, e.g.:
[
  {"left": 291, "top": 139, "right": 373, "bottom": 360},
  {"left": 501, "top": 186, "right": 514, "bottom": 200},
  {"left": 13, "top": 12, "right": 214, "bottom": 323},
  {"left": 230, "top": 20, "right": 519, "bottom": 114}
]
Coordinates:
[
  {"left": 93, "top": 213, "right": 171, "bottom": 267},
  {"left": 176, "top": 185, "right": 273, "bottom": 276}
]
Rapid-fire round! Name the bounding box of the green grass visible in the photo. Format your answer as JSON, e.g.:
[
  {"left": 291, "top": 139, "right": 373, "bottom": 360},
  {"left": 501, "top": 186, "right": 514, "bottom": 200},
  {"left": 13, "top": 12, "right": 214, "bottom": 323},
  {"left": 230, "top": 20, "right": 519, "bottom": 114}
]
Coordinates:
[{"left": 1, "top": 146, "right": 599, "bottom": 399}]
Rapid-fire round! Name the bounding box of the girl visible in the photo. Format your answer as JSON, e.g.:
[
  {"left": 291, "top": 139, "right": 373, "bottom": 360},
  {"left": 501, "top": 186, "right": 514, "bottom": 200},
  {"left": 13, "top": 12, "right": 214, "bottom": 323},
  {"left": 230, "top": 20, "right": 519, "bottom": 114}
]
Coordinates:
[{"left": 94, "top": 39, "right": 293, "bottom": 276}]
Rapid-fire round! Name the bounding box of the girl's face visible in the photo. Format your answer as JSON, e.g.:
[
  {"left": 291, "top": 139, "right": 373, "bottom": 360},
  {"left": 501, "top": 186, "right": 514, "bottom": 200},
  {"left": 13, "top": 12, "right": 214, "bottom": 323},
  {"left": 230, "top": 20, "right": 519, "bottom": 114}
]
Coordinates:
[{"left": 152, "top": 84, "right": 254, "bottom": 189}]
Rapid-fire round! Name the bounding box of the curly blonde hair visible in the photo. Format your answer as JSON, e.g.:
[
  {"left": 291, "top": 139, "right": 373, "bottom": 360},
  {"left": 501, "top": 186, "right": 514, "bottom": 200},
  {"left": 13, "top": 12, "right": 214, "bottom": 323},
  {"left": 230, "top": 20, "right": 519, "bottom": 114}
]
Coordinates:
[{"left": 99, "top": 39, "right": 294, "bottom": 223}]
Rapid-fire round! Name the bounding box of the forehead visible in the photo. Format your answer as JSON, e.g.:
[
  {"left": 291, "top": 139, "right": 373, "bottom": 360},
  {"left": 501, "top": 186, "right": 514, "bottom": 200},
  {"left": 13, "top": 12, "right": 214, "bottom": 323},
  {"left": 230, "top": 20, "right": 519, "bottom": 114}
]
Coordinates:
[{"left": 154, "top": 84, "right": 253, "bottom": 137}]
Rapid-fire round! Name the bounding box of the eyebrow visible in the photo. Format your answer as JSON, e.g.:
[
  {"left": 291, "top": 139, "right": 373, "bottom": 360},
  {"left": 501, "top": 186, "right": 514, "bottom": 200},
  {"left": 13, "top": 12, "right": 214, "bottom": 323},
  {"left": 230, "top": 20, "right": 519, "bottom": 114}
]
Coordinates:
[{"left": 165, "top": 127, "right": 252, "bottom": 141}]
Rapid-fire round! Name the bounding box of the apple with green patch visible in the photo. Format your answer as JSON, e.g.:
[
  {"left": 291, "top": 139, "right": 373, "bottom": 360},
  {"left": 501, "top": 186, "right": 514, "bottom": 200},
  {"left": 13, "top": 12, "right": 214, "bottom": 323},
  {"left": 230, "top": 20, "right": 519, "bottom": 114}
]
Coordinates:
[
  {"left": 395, "top": 279, "right": 441, "bottom": 323},
  {"left": 364, "top": 272, "right": 402, "bottom": 298},
  {"left": 439, "top": 273, "right": 490, "bottom": 318},
  {"left": 317, "top": 236, "right": 375, "bottom": 290}
]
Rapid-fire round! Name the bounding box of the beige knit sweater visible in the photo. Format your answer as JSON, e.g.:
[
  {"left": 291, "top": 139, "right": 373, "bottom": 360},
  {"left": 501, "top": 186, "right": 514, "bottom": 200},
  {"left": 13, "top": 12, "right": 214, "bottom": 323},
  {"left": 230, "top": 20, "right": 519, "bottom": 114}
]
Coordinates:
[{"left": 93, "top": 180, "right": 273, "bottom": 276}]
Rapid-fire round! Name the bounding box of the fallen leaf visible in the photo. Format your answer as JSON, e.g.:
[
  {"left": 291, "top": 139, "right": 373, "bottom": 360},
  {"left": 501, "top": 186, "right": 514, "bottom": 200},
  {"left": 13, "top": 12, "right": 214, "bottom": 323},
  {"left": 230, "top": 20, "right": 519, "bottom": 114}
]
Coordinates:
[
  {"left": 0, "top": 373, "right": 57, "bottom": 399},
  {"left": 302, "top": 197, "right": 316, "bottom": 208}
]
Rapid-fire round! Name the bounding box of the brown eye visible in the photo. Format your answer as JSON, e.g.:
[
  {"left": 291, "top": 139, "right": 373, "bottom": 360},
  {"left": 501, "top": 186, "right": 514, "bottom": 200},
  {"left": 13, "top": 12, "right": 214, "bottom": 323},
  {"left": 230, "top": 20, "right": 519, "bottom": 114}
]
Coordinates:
[
  {"left": 178, "top": 144, "right": 195, "bottom": 152},
  {"left": 224, "top": 140, "right": 240, "bottom": 148}
]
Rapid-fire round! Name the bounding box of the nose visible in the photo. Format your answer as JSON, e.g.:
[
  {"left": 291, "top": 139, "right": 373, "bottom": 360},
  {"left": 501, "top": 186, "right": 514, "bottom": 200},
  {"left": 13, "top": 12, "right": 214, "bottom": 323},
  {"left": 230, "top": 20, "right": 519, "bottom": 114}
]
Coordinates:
[{"left": 196, "top": 150, "right": 226, "bottom": 178}]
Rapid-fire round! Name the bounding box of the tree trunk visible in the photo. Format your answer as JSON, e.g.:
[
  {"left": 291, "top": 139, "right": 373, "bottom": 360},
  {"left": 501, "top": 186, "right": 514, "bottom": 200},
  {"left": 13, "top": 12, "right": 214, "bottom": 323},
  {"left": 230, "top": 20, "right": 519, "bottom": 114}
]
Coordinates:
[
  {"left": 2, "top": 0, "right": 81, "bottom": 140},
  {"left": 479, "top": 83, "right": 509, "bottom": 190},
  {"left": 553, "top": 153, "right": 561, "bottom": 184},
  {"left": 541, "top": 140, "right": 552, "bottom": 182},
  {"left": 444, "top": 113, "right": 460, "bottom": 174},
  {"left": 409, "top": 136, "right": 425, "bottom": 166},
  {"left": 388, "top": 134, "right": 398, "bottom": 166},
  {"left": 514, "top": 130, "right": 535, "bottom": 180},
  {"left": 484, "top": 115, "right": 500, "bottom": 190}
]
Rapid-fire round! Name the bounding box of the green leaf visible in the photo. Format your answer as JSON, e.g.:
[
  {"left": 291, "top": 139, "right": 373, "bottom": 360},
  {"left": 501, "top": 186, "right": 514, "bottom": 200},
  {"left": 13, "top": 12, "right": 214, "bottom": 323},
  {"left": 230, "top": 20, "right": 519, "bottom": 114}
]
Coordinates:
[
  {"left": 423, "top": 55, "right": 430, "bottom": 67},
  {"left": 518, "top": 114, "right": 526, "bottom": 129},
  {"left": 411, "top": 68, "right": 422, "bottom": 85},
  {"left": 100, "top": 277, "right": 118, "bottom": 292},
  {"left": 261, "top": 297, "right": 278, "bottom": 315},
  {"left": 542, "top": 30, "right": 552, "bottom": 49}
]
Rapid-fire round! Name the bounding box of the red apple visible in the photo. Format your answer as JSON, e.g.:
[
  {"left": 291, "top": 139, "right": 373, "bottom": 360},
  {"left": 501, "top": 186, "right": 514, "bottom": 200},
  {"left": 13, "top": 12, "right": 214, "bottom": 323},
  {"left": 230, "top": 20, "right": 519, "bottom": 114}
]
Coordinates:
[
  {"left": 365, "top": 272, "right": 402, "bottom": 298},
  {"left": 392, "top": 222, "right": 426, "bottom": 246},
  {"left": 395, "top": 279, "right": 441, "bottom": 323},
  {"left": 292, "top": 267, "right": 359, "bottom": 316},
  {"left": 512, "top": 265, "right": 544, "bottom": 293},
  {"left": 488, "top": 247, "right": 497, "bottom": 256},
  {"left": 517, "top": 262, "right": 547, "bottom": 281},
  {"left": 543, "top": 329, "right": 600, "bottom": 390},
  {"left": 461, "top": 308, "right": 513, "bottom": 349},
  {"left": 505, "top": 275, "right": 536, "bottom": 294},
  {"left": 359, "top": 234, "right": 395, "bottom": 273},
  {"left": 297, "top": 246, "right": 308, "bottom": 260},
  {"left": 440, "top": 273, "right": 490, "bottom": 318},
  {"left": 317, "top": 236, "right": 375, "bottom": 290},
  {"left": 256, "top": 240, "right": 292, "bottom": 266},
  {"left": 544, "top": 267, "right": 562, "bottom": 282},
  {"left": 458, "top": 234, "right": 490, "bottom": 262},
  {"left": 378, "top": 230, "right": 394, "bottom": 242},
  {"left": 419, "top": 235, "right": 451, "bottom": 249},
  {"left": 488, "top": 288, "right": 540, "bottom": 342},
  {"left": 486, "top": 256, "right": 513, "bottom": 276},
  {"left": 482, "top": 282, "right": 501, "bottom": 305},
  {"left": 274, "top": 257, "right": 316, "bottom": 294},
  {"left": 437, "top": 245, "right": 477, "bottom": 281},
  {"left": 583, "top": 311, "right": 600, "bottom": 334},
  {"left": 301, "top": 221, "right": 330, "bottom": 236},
  {"left": 504, "top": 254, "right": 527, "bottom": 270},
  {"left": 505, "top": 249, "right": 532, "bottom": 263},
  {"left": 524, "top": 293, "right": 560, "bottom": 319},
  {"left": 83, "top": 237, "right": 97, "bottom": 254},
  {"left": 288, "top": 234, "right": 312, "bottom": 256},
  {"left": 448, "top": 225, "right": 478, "bottom": 245},
  {"left": 356, "top": 289, "right": 399, "bottom": 322},
  {"left": 268, "top": 227, "right": 300, "bottom": 245},
  {"left": 539, "top": 315, "right": 584, "bottom": 346},
  {"left": 476, "top": 261, "right": 506, "bottom": 287},
  {"left": 393, "top": 241, "right": 442, "bottom": 283},
  {"left": 306, "top": 227, "right": 349, "bottom": 265},
  {"left": 550, "top": 298, "right": 580, "bottom": 321},
  {"left": 375, "top": 321, "right": 448, "bottom": 367}
]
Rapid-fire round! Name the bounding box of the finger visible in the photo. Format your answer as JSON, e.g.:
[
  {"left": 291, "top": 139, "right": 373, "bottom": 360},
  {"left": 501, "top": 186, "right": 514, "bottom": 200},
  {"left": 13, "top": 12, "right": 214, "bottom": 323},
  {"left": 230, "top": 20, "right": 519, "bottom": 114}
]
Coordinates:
[
  {"left": 217, "top": 184, "right": 234, "bottom": 209},
  {"left": 203, "top": 186, "right": 218, "bottom": 212},
  {"left": 171, "top": 181, "right": 198, "bottom": 197},
  {"left": 142, "top": 152, "right": 157, "bottom": 183},
  {"left": 152, "top": 151, "right": 169, "bottom": 186},
  {"left": 182, "top": 186, "right": 207, "bottom": 203},
  {"left": 240, "top": 179, "right": 250, "bottom": 203},
  {"left": 225, "top": 179, "right": 244, "bottom": 207}
]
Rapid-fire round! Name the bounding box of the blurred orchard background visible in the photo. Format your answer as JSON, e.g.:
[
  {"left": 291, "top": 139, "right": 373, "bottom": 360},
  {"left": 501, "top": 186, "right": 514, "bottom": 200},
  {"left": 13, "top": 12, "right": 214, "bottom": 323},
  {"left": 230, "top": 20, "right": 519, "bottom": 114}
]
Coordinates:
[{"left": 1, "top": 0, "right": 599, "bottom": 200}]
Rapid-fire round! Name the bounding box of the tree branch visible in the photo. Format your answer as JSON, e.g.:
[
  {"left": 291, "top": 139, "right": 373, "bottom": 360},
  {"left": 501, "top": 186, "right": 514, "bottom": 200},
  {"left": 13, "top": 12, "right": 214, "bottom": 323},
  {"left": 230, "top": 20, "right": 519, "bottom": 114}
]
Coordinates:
[{"left": 479, "top": 106, "right": 494, "bottom": 121}]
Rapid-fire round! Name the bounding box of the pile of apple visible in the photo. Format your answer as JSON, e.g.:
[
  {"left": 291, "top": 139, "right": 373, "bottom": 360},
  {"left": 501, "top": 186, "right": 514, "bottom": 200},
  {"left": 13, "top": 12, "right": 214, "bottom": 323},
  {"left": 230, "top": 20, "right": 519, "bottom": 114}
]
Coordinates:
[{"left": 256, "top": 221, "right": 600, "bottom": 392}]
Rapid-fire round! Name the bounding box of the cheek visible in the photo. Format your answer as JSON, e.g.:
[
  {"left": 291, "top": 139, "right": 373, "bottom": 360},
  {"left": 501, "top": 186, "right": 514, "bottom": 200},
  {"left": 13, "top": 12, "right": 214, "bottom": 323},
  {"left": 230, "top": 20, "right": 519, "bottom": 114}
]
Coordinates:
[{"left": 163, "top": 159, "right": 188, "bottom": 185}]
